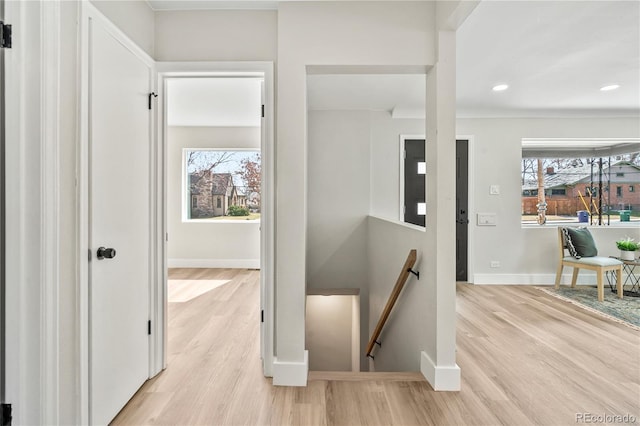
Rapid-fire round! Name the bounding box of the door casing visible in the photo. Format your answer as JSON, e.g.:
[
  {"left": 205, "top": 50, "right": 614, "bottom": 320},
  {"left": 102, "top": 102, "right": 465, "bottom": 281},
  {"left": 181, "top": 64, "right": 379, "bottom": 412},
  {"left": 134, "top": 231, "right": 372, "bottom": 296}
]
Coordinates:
[
  {"left": 4, "top": 0, "right": 63, "bottom": 423},
  {"left": 156, "top": 62, "right": 276, "bottom": 378},
  {"left": 399, "top": 134, "right": 475, "bottom": 281},
  {"left": 456, "top": 139, "right": 469, "bottom": 281},
  {"left": 458, "top": 135, "right": 475, "bottom": 283}
]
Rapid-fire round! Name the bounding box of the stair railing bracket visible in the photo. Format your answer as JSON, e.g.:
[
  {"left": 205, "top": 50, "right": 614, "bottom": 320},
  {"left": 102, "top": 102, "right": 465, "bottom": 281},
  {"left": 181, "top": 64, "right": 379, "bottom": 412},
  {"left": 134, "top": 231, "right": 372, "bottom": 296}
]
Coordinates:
[{"left": 408, "top": 268, "right": 420, "bottom": 280}]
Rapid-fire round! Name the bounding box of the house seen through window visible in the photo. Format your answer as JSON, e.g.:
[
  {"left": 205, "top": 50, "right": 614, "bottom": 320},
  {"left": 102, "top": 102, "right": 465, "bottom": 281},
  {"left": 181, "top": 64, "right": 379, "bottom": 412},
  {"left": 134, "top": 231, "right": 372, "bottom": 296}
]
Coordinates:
[
  {"left": 521, "top": 153, "right": 640, "bottom": 225},
  {"left": 185, "top": 149, "right": 261, "bottom": 221}
]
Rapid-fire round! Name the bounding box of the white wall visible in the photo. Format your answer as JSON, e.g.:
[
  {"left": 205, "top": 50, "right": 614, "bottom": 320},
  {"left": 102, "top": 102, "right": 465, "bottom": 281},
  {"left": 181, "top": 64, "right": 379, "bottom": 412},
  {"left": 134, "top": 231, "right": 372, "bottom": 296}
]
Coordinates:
[
  {"left": 154, "top": 10, "right": 277, "bottom": 61},
  {"left": 367, "top": 217, "right": 427, "bottom": 371},
  {"left": 276, "top": 1, "right": 436, "bottom": 384},
  {"left": 90, "top": 0, "right": 155, "bottom": 57},
  {"left": 457, "top": 117, "right": 640, "bottom": 284},
  {"left": 307, "top": 110, "right": 371, "bottom": 370},
  {"left": 167, "top": 126, "right": 260, "bottom": 268},
  {"left": 305, "top": 295, "right": 356, "bottom": 371},
  {"left": 307, "top": 111, "right": 370, "bottom": 289},
  {"left": 369, "top": 111, "right": 426, "bottom": 221}
]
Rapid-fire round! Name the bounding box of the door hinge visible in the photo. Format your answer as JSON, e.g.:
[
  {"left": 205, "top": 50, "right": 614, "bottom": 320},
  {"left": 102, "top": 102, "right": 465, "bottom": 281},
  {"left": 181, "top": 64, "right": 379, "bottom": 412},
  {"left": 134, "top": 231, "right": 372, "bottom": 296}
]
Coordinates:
[
  {"left": 148, "top": 320, "right": 151, "bottom": 335},
  {"left": 148, "top": 92, "right": 158, "bottom": 110},
  {"left": 0, "top": 22, "right": 12, "bottom": 49},
  {"left": 88, "top": 249, "right": 92, "bottom": 261},
  {"left": 261, "top": 309, "right": 264, "bottom": 323},
  {"left": 261, "top": 105, "right": 265, "bottom": 118},
  {"left": 1, "top": 403, "right": 12, "bottom": 426}
]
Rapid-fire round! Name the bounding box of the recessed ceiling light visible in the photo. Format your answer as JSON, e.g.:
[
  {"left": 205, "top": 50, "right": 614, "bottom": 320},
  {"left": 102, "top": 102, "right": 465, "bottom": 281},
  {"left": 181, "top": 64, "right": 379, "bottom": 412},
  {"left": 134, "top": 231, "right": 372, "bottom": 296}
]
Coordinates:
[
  {"left": 600, "top": 84, "right": 620, "bottom": 91},
  {"left": 492, "top": 84, "right": 509, "bottom": 92}
]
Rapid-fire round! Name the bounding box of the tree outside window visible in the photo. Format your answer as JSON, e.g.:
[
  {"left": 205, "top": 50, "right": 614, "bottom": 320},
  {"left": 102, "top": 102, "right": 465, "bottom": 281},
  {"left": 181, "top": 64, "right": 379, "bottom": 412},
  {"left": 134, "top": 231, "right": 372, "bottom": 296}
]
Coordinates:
[{"left": 185, "top": 149, "right": 261, "bottom": 221}]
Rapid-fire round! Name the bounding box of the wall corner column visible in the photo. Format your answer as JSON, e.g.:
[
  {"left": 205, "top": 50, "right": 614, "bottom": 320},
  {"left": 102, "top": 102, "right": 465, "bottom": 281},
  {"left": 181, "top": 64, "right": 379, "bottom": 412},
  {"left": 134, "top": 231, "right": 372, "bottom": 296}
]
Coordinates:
[{"left": 423, "top": 29, "right": 460, "bottom": 391}]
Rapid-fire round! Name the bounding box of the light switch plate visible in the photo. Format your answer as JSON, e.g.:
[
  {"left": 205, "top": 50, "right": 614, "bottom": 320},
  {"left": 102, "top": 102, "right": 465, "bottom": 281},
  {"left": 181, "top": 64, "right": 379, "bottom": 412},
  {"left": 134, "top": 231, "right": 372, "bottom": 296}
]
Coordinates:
[
  {"left": 477, "top": 213, "right": 497, "bottom": 226},
  {"left": 490, "top": 185, "right": 500, "bottom": 195}
]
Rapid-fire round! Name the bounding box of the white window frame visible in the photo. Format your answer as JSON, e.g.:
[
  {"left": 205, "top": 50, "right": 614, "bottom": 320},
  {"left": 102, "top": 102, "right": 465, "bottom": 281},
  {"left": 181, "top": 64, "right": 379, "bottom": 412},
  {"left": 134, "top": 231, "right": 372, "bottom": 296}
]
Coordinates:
[
  {"left": 181, "top": 147, "right": 261, "bottom": 223},
  {"left": 520, "top": 139, "right": 640, "bottom": 227}
]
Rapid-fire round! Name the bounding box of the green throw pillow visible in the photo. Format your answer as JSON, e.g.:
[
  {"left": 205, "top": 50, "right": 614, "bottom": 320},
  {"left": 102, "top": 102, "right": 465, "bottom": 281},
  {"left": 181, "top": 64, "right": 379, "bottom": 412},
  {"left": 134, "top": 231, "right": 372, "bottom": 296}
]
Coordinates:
[{"left": 566, "top": 227, "right": 598, "bottom": 258}]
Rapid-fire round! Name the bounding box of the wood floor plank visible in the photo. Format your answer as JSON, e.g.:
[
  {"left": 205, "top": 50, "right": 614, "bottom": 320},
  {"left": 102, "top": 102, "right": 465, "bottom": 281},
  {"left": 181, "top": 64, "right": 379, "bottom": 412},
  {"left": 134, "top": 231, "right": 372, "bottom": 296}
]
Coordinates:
[{"left": 112, "top": 273, "right": 640, "bottom": 425}]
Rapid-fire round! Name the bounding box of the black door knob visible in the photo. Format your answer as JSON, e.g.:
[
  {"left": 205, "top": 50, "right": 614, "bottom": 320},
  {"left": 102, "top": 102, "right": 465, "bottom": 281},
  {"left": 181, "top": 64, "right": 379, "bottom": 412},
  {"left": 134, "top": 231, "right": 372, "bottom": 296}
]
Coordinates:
[{"left": 97, "top": 247, "right": 116, "bottom": 260}]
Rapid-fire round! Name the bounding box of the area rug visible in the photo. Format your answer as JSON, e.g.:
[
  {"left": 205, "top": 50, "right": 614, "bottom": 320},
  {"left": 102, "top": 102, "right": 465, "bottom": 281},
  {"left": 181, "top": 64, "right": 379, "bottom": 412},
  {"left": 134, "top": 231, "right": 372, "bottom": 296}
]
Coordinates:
[{"left": 538, "top": 286, "right": 640, "bottom": 330}]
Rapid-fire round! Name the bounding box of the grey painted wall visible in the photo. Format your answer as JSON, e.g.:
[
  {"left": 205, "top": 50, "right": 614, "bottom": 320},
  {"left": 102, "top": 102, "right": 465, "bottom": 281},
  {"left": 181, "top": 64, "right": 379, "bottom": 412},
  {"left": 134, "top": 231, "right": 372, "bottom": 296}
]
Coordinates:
[
  {"left": 306, "top": 295, "right": 355, "bottom": 371},
  {"left": 307, "top": 110, "right": 371, "bottom": 370},
  {"left": 154, "top": 10, "right": 277, "bottom": 62},
  {"left": 167, "top": 126, "right": 260, "bottom": 267},
  {"left": 367, "top": 217, "right": 426, "bottom": 371}
]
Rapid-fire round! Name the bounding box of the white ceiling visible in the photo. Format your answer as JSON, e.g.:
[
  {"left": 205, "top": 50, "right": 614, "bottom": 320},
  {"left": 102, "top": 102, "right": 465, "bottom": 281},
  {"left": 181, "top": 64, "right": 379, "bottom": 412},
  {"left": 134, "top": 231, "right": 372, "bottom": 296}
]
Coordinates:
[
  {"left": 456, "top": 0, "right": 640, "bottom": 117},
  {"left": 166, "top": 78, "right": 262, "bottom": 127},
  {"left": 306, "top": 1, "right": 640, "bottom": 117},
  {"left": 160, "top": 1, "right": 640, "bottom": 120}
]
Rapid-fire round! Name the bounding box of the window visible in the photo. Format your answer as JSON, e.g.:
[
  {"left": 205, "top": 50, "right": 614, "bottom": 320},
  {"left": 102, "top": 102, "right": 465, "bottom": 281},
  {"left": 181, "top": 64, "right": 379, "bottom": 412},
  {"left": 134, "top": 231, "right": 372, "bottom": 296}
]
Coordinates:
[
  {"left": 185, "top": 149, "right": 261, "bottom": 221},
  {"left": 402, "top": 138, "right": 426, "bottom": 227},
  {"left": 521, "top": 152, "right": 640, "bottom": 225}
]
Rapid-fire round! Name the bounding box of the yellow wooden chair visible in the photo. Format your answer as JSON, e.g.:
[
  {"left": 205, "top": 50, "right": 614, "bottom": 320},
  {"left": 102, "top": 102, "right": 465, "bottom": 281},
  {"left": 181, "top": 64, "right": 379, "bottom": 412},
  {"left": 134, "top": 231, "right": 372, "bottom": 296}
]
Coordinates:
[{"left": 555, "top": 227, "right": 623, "bottom": 302}]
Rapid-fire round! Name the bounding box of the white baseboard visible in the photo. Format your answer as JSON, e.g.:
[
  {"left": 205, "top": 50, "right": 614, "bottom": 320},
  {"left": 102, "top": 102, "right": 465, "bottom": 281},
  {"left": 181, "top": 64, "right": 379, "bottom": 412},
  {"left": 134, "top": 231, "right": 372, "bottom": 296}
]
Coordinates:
[
  {"left": 472, "top": 273, "right": 598, "bottom": 285},
  {"left": 272, "top": 351, "right": 309, "bottom": 387},
  {"left": 420, "top": 351, "right": 460, "bottom": 391},
  {"left": 168, "top": 258, "right": 260, "bottom": 269}
]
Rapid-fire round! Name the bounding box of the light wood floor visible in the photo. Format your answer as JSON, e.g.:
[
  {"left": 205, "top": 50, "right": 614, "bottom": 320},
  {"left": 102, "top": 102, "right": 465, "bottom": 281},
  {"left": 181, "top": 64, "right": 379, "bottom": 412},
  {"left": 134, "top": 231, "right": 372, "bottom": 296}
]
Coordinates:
[{"left": 112, "top": 269, "right": 640, "bottom": 425}]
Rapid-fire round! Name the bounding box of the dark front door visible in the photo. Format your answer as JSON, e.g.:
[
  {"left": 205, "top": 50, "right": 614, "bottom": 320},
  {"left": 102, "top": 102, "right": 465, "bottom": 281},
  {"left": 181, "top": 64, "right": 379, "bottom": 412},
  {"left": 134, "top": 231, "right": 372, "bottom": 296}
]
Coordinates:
[
  {"left": 404, "top": 139, "right": 426, "bottom": 227},
  {"left": 456, "top": 140, "right": 469, "bottom": 281}
]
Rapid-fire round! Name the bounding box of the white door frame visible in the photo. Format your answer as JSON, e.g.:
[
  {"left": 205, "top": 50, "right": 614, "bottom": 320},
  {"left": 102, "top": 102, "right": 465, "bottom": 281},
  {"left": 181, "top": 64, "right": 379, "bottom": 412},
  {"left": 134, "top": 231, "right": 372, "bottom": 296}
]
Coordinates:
[
  {"left": 398, "top": 134, "right": 475, "bottom": 282},
  {"left": 155, "top": 61, "right": 275, "bottom": 377},
  {"left": 78, "top": 3, "right": 156, "bottom": 424},
  {"left": 457, "top": 135, "right": 475, "bottom": 283},
  {"left": 4, "top": 0, "right": 62, "bottom": 423}
]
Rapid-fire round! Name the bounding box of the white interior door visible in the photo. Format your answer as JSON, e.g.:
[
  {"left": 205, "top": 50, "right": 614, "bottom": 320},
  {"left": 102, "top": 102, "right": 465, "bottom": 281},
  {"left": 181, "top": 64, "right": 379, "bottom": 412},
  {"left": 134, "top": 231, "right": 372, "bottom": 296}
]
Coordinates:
[{"left": 88, "top": 18, "right": 151, "bottom": 425}]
